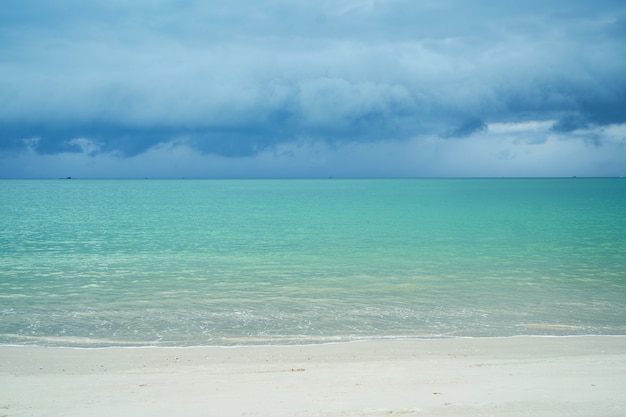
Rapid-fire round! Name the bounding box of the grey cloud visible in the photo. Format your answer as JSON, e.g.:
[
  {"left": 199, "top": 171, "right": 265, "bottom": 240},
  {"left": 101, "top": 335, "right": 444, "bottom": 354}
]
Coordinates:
[
  {"left": 1, "top": 0, "right": 626, "bottom": 160},
  {"left": 552, "top": 115, "right": 589, "bottom": 133},
  {"left": 551, "top": 85, "right": 626, "bottom": 133},
  {"left": 579, "top": 89, "right": 626, "bottom": 125},
  {"left": 444, "top": 118, "right": 488, "bottom": 138}
]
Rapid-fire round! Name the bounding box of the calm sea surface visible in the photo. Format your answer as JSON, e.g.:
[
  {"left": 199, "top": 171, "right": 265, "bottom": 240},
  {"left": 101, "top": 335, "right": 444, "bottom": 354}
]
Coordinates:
[{"left": 1, "top": 178, "right": 625, "bottom": 347}]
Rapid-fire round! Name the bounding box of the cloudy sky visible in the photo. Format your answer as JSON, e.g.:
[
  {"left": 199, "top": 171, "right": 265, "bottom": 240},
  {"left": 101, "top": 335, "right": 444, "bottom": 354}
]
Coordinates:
[{"left": 1, "top": 0, "right": 626, "bottom": 178}]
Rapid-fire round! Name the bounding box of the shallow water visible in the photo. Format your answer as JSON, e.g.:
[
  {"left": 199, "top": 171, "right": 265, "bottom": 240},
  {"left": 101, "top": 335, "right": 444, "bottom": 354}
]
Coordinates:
[{"left": 1, "top": 178, "right": 625, "bottom": 347}]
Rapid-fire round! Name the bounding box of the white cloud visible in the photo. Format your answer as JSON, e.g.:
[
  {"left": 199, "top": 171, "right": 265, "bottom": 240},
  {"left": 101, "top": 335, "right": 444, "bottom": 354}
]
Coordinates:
[
  {"left": 488, "top": 121, "right": 555, "bottom": 134},
  {"left": 68, "top": 138, "right": 102, "bottom": 155}
]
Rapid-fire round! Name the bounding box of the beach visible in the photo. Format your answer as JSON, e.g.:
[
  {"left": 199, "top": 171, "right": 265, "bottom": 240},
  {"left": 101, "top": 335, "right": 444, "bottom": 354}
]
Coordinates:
[
  {"left": 2, "top": 336, "right": 625, "bottom": 417},
  {"left": 2, "top": 180, "right": 625, "bottom": 415}
]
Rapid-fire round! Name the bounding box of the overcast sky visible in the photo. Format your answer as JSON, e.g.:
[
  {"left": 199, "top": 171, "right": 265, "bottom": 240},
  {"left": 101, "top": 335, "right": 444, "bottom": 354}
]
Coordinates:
[{"left": 1, "top": 0, "right": 625, "bottom": 178}]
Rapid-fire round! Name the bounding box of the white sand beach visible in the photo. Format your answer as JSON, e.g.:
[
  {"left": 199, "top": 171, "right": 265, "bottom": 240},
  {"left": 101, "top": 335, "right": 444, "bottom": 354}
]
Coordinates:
[{"left": 1, "top": 336, "right": 625, "bottom": 417}]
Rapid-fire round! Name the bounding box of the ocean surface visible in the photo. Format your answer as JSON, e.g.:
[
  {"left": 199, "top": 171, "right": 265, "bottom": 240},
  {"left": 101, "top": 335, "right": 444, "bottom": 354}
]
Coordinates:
[{"left": 1, "top": 178, "right": 625, "bottom": 347}]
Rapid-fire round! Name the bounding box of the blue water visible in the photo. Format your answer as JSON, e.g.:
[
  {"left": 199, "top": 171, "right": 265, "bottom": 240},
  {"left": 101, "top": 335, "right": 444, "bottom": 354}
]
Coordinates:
[{"left": 1, "top": 178, "right": 625, "bottom": 347}]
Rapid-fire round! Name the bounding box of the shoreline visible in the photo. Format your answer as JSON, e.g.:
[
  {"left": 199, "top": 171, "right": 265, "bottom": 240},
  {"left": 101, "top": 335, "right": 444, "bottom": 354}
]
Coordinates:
[
  {"left": 3, "top": 333, "right": 626, "bottom": 350},
  {"left": 2, "top": 336, "right": 625, "bottom": 416}
]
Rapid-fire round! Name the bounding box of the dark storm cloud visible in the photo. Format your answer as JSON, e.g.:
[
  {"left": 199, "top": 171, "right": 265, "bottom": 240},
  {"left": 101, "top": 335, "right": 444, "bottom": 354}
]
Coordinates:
[
  {"left": 444, "top": 118, "right": 488, "bottom": 138},
  {"left": 551, "top": 115, "right": 589, "bottom": 133},
  {"left": 1, "top": 0, "right": 625, "bottom": 163}
]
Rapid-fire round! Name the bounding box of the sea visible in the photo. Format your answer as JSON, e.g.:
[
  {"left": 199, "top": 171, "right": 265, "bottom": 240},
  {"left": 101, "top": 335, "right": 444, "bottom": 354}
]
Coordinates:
[{"left": 1, "top": 178, "right": 625, "bottom": 347}]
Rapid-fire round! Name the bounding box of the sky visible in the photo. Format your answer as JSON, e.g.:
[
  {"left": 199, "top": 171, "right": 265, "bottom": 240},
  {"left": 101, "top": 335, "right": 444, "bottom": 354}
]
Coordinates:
[{"left": 1, "top": 0, "right": 626, "bottom": 178}]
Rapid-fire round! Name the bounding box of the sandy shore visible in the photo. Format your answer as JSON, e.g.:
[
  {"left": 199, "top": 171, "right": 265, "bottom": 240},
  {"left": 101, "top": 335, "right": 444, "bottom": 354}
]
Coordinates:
[{"left": 1, "top": 336, "right": 625, "bottom": 417}]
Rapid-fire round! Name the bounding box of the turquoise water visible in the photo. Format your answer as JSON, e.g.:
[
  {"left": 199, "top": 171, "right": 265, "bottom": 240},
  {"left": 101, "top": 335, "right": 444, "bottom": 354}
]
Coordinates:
[{"left": 1, "top": 178, "right": 625, "bottom": 347}]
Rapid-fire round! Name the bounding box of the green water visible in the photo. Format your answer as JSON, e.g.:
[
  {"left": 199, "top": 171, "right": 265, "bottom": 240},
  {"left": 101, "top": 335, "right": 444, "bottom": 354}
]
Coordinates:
[{"left": 1, "top": 178, "right": 625, "bottom": 346}]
